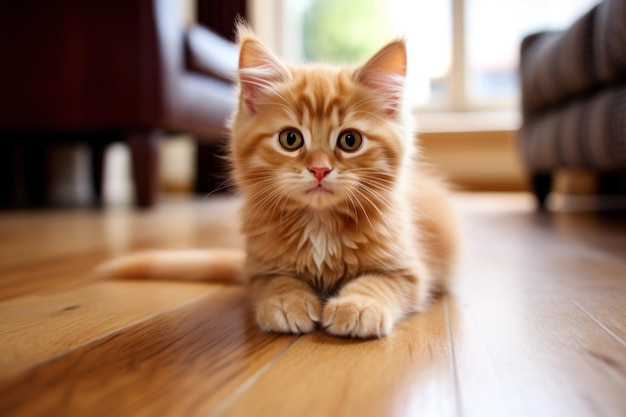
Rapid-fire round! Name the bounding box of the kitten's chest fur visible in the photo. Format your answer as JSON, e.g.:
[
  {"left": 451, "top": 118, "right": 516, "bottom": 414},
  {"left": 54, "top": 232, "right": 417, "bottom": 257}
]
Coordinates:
[
  {"left": 244, "top": 206, "right": 399, "bottom": 295},
  {"left": 300, "top": 215, "right": 340, "bottom": 271}
]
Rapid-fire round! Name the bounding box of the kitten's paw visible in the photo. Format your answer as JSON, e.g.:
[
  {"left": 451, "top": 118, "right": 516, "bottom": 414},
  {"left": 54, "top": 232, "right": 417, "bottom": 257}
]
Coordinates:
[
  {"left": 322, "top": 295, "right": 394, "bottom": 338},
  {"left": 255, "top": 292, "right": 322, "bottom": 334}
]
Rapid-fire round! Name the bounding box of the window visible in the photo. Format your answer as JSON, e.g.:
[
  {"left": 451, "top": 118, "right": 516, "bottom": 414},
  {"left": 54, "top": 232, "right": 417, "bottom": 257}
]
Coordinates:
[
  {"left": 251, "top": 0, "right": 599, "bottom": 111},
  {"left": 465, "top": 0, "right": 600, "bottom": 108}
]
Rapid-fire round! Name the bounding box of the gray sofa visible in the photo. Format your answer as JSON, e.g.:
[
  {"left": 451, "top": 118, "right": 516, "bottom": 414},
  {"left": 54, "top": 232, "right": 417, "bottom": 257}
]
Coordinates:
[{"left": 518, "top": 0, "right": 626, "bottom": 209}]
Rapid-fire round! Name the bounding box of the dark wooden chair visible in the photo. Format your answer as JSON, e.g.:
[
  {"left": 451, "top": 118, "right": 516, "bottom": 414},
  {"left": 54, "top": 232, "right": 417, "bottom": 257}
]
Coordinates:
[{"left": 0, "top": 0, "right": 237, "bottom": 207}]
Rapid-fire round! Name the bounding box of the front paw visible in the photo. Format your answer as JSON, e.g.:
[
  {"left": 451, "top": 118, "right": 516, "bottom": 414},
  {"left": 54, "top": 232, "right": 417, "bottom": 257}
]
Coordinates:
[
  {"left": 255, "top": 292, "right": 322, "bottom": 334},
  {"left": 322, "top": 295, "right": 394, "bottom": 338}
]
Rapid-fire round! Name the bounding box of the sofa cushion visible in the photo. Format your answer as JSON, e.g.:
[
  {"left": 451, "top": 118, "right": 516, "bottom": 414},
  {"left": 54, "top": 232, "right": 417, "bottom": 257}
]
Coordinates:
[{"left": 519, "top": 84, "right": 626, "bottom": 171}]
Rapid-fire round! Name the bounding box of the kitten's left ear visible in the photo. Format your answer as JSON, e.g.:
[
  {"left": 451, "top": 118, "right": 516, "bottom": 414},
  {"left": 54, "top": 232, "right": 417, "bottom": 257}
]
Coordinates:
[{"left": 355, "top": 40, "right": 407, "bottom": 114}]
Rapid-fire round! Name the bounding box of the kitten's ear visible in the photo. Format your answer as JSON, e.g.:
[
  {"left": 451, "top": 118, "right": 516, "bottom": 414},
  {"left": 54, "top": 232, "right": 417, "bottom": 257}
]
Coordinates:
[
  {"left": 236, "top": 24, "right": 290, "bottom": 113},
  {"left": 356, "top": 40, "right": 407, "bottom": 114}
]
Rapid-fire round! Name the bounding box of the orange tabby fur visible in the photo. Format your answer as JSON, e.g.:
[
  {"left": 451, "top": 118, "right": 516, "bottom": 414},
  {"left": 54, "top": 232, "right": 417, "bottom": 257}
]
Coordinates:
[{"left": 97, "top": 26, "right": 458, "bottom": 339}]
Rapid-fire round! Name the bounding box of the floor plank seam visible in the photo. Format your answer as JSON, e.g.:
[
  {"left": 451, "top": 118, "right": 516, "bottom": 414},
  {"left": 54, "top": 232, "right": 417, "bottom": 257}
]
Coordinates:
[
  {"left": 205, "top": 335, "right": 302, "bottom": 417},
  {"left": 0, "top": 285, "right": 227, "bottom": 382},
  {"left": 558, "top": 288, "right": 626, "bottom": 350},
  {"left": 444, "top": 296, "right": 464, "bottom": 417}
]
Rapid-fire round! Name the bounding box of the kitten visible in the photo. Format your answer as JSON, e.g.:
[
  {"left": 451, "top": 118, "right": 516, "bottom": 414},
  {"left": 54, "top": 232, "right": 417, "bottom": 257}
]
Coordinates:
[{"left": 97, "top": 26, "right": 458, "bottom": 339}]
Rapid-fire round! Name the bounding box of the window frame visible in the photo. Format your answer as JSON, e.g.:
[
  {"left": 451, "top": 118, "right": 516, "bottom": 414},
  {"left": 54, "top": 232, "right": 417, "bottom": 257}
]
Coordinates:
[{"left": 249, "top": 0, "right": 522, "bottom": 114}]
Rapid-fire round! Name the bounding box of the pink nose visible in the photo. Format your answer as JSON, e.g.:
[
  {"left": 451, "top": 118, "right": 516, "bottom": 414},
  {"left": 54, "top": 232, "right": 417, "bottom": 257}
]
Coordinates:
[{"left": 309, "top": 166, "right": 332, "bottom": 181}]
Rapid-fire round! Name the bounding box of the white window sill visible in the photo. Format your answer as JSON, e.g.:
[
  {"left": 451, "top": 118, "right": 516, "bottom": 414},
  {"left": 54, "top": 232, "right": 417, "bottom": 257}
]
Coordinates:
[{"left": 414, "top": 110, "right": 521, "bottom": 133}]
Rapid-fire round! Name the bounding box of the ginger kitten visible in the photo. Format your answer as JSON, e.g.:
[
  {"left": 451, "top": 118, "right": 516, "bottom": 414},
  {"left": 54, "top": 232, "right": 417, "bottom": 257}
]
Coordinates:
[{"left": 98, "top": 26, "right": 458, "bottom": 339}]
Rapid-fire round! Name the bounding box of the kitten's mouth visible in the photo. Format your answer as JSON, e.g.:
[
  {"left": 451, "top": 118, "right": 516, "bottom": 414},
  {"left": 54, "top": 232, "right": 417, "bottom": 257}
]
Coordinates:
[
  {"left": 306, "top": 183, "right": 333, "bottom": 195},
  {"left": 302, "top": 183, "right": 339, "bottom": 209}
]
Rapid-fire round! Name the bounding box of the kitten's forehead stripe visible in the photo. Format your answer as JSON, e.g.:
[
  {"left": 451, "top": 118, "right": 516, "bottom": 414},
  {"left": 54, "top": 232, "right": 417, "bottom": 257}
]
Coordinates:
[{"left": 289, "top": 68, "right": 352, "bottom": 136}]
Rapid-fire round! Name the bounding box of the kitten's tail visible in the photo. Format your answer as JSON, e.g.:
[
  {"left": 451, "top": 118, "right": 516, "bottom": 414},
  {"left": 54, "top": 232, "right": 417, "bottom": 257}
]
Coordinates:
[{"left": 94, "top": 249, "right": 246, "bottom": 284}]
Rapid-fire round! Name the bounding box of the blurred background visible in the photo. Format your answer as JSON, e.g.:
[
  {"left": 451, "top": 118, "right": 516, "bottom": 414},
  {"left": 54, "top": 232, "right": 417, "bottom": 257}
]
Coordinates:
[
  {"left": 0, "top": 0, "right": 605, "bottom": 208},
  {"left": 271, "top": 0, "right": 596, "bottom": 109}
]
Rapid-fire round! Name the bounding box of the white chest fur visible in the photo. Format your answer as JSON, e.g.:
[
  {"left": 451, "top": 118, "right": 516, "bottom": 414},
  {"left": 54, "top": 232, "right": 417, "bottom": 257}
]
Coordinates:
[{"left": 297, "top": 215, "right": 341, "bottom": 271}]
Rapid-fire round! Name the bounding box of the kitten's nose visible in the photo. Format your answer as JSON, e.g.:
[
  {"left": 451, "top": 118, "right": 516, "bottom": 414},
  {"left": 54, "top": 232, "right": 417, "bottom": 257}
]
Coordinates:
[{"left": 309, "top": 166, "right": 332, "bottom": 181}]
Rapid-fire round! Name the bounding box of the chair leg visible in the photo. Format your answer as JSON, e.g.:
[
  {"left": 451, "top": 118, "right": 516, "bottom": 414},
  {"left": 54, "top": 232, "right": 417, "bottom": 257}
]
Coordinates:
[
  {"left": 531, "top": 173, "right": 552, "bottom": 211},
  {"left": 90, "top": 140, "right": 109, "bottom": 207},
  {"left": 126, "top": 131, "right": 161, "bottom": 208},
  {"left": 194, "top": 139, "right": 231, "bottom": 195},
  {"left": 23, "top": 142, "right": 49, "bottom": 207},
  {"left": 0, "top": 142, "right": 15, "bottom": 207},
  {"left": 598, "top": 172, "right": 626, "bottom": 194}
]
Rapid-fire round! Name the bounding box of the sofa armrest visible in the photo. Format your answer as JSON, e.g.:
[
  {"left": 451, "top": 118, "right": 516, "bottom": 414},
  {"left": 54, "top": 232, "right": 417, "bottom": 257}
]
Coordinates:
[
  {"left": 519, "top": 9, "right": 596, "bottom": 118},
  {"left": 185, "top": 24, "right": 238, "bottom": 83},
  {"left": 594, "top": 0, "right": 626, "bottom": 84},
  {"left": 519, "top": 0, "right": 626, "bottom": 119}
]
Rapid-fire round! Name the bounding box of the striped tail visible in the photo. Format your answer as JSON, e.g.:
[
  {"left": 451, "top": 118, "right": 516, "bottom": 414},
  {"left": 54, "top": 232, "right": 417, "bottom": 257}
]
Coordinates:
[{"left": 95, "top": 249, "right": 246, "bottom": 284}]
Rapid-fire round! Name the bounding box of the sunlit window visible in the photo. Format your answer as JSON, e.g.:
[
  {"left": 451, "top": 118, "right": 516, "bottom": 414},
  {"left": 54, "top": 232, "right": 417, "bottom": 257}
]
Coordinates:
[
  {"left": 269, "top": 0, "right": 600, "bottom": 111},
  {"left": 466, "top": 0, "right": 600, "bottom": 107}
]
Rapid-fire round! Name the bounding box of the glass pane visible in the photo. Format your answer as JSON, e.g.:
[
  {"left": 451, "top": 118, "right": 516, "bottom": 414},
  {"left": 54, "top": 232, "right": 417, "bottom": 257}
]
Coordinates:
[
  {"left": 466, "top": 0, "right": 600, "bottom": 106},
  {"left": 285, "top": 0, "right": 452, "bottom": 106},
  {"left": 389, "top": 0, "right": 452, "bottom": 106}
]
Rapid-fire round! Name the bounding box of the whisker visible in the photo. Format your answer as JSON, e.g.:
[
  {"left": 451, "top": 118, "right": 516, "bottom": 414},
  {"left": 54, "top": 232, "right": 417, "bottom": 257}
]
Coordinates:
[
  {"left": 357, "top": 177, "right": 444, "bottom": 226},
  {"left": 346, "top": 187, "right": 378, "bottom": 240},
  {"left": 201, "top": 178, "right": 239, "bottom": 198},
  {"left": 246, "top": 187, "right": 284, "bottom": 221}
]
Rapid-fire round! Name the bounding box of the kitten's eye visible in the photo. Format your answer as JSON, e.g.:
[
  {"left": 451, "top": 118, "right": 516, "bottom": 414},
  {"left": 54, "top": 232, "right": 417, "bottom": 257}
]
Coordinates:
[
  {"left": 337, "top": 131, "right": 363, "bottom": 152},
  {"left": 278, "top": 129, "right": 304, "bottom": 151}
]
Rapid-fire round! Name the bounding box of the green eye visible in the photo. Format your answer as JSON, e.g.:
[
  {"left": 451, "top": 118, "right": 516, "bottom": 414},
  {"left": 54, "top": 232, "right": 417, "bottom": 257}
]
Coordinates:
[
  {"left": 337, "top": 131, "right": 362, "bottom": 152},
  {"left": 278, "top": 129, "right": 304, "bottom": 151}
]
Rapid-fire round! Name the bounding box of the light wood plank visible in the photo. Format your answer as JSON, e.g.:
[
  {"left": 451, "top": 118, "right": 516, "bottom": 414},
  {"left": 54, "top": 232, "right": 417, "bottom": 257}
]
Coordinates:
[
  {"left": 0, "top": 196, "right": 243, "bottom": 301},
  {"left": 532, "top": 233, "right": 626, "bottom": 344},
  {"left": 472, "top": 212, "right": 626, "bottom": 344},
  {"left": 0, "top": 287, "right": 296, "bottom": 417},
  {"left": 545, "top": 212, "right": 626, "bottom": 266},
  {"left": 450, "top": 212, "right": 626, "bottom": 417},
  {"left": 217, "top": 298, "right": 457, "bottom": 417},
  {"left": 0, "top": 281, "right": 220, "bottom": 378},
  {"left": 0, "top": 253, "right": 116, "bottom": 302},
  {"left": 525, "top": 210, "right": 626, "bottom": 261}
]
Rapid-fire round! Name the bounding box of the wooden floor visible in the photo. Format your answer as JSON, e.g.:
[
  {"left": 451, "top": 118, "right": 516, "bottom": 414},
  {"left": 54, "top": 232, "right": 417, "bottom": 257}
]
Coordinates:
[{"left": 1, "top": 193, "right": 625, "bottom": 417}]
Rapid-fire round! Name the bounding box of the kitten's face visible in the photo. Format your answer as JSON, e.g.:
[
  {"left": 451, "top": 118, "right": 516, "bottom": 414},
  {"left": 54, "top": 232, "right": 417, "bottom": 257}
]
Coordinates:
[{"left": 230, "top": 28, "right": 410, "bottom": 211}]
